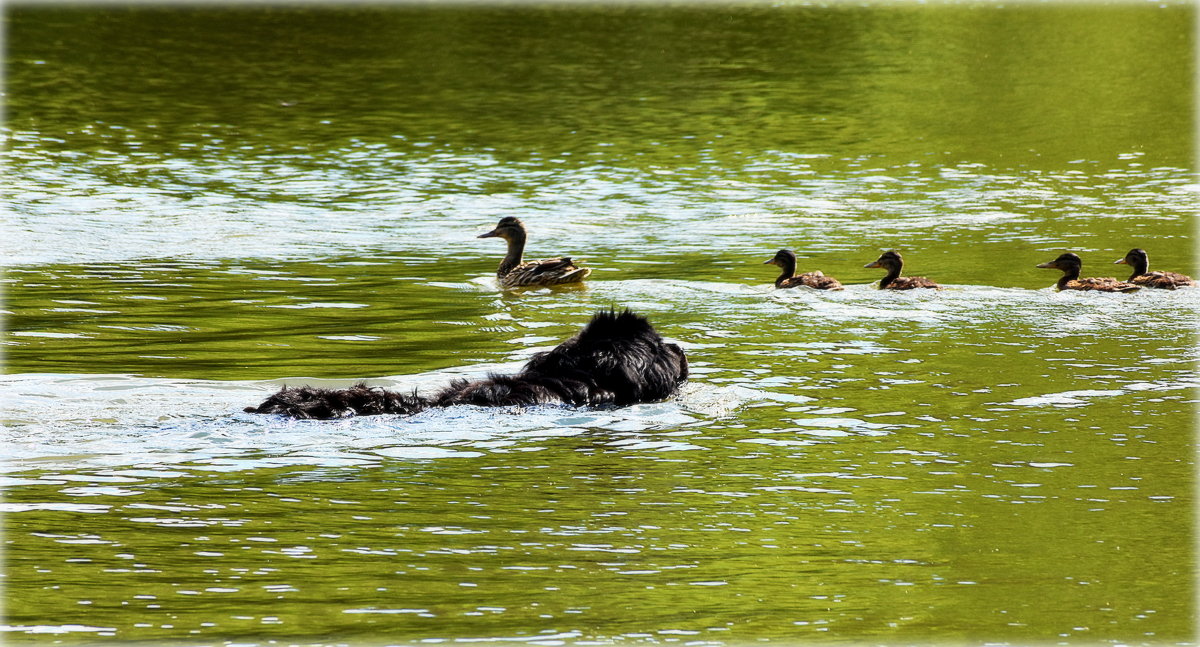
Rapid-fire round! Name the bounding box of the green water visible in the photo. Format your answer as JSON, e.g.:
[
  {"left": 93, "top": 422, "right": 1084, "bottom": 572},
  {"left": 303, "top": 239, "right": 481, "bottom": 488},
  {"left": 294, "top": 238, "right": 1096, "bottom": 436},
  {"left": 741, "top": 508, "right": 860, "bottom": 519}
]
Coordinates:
[{"left": 3, "top": 4, "right": 1196, "bottom": 645}]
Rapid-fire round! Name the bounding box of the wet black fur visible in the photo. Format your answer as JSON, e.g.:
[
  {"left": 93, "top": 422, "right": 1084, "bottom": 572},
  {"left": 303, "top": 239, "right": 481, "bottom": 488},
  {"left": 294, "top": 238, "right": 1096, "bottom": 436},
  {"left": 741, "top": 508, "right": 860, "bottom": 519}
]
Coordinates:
[{"left": 244, "top": 310, "right": 688, "bottom": 420}]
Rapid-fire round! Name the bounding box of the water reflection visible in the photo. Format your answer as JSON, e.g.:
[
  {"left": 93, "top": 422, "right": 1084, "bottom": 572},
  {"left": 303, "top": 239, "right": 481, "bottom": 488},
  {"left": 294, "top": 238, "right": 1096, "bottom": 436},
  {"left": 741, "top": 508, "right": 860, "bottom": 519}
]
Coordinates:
[
  {"left": 4, "top": 278, "right": 1195, "bottom": 474},
  {"left": 7, "top": 148, "right": 1195, "bottom": 277},
  {"left": 4, "top": 4, "right": 1195, "bottom": 643}
]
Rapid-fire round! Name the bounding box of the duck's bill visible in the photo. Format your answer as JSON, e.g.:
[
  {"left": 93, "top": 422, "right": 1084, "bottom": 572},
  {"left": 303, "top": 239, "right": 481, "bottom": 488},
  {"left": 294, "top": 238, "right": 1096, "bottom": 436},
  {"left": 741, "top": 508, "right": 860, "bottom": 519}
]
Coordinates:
[
  {"left": 1113, "top": 258, "right": 1128, "bottom": 265},
  {"left": 1036, "top": 261, "right": 1056, "bottom": 268},
  {"left": 477, "top": 230, "right": 499, "bottom": 239},
  {"left": 863, "top": 261, "right": 882, "bottom": 268}
]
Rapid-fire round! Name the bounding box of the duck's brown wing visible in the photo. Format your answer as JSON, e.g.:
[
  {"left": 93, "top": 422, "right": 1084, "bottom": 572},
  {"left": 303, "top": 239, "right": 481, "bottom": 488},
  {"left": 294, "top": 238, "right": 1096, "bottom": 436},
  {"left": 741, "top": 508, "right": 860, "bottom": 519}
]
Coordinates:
[
  {"left": 1132, "top": 271, "right": 1196, "bottom": 290},
  {"left": 1065, "top": 278, "right": 1140, "bottom": 293},
  {"left": 796, "top": 271, "right": 844, "bottom": 290},
  {"left": 501, "top": 257, "right": 591, "bottom": 288},
  {"left": 886, "top": 276, "right": 941, "bottom": 290}
]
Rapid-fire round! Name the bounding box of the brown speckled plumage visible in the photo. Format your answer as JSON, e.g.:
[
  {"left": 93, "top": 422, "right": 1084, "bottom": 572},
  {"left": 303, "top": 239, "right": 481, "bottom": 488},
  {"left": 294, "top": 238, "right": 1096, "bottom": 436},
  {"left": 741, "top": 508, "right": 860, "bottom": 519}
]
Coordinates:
[
  {"left": 864, "top": 250, "right": 941, "bottom": 290},
  {"left": 1038, "top": 253, "right": 1139, "bottom": 292},
  {"left": 1115, "top": 248, "right": 1195, "bottom": 290},
  {"left": 478, "top": 216, "right": 591, "bottom": 288},
  {"left": 763, "top": 249, "right": 843, "bottom": 290}
]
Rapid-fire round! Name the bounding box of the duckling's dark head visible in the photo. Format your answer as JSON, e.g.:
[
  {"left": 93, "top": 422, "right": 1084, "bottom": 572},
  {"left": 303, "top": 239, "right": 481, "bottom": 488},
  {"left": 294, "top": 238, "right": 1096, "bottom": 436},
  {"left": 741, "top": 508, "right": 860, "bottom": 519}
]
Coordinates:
[
  {"left": 764, "top": 249, "right": 797, "bottom": 267},
  {"left": 1037, "top": 252, "right": 1082, "bottom": 272},
  {"left": 865, "top": 250, "right": 903, "bottom": 270},
  {"left": 1115, "top": 248, "right": 1148, "bottom": 267},
  {"left": 478, "top": 216, "right": 526, "bottom": 240}
]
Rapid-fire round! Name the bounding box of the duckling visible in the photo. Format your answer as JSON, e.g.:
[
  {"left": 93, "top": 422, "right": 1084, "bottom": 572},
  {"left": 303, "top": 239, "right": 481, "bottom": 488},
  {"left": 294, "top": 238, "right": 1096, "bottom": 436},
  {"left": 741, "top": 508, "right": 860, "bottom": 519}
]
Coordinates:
[
  {"left": 478, "top": 216, "right": 591, "bottom": 288},
  {"left": 864, "top": 250, "right": 941, "bottom": 290},
  {"left": 763, "top": 249, "right": 843, "bottom": 290},
  {"left": 1114, "top": 248, "right": 1196, "bottom": 289},
  {"left": 1037, "top": 252, "right": 1139, "bottom": 292}
]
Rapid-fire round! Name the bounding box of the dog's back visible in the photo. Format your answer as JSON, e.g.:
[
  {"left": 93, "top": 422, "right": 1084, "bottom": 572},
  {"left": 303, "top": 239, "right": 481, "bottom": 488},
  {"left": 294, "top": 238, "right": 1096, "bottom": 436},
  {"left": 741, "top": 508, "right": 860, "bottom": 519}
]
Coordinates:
[
  {"left": 245, "top": 310, "right": 687, "bottom": 419},
  {"left": 243, "top": 382, "right": 427, "bottom": 419}
]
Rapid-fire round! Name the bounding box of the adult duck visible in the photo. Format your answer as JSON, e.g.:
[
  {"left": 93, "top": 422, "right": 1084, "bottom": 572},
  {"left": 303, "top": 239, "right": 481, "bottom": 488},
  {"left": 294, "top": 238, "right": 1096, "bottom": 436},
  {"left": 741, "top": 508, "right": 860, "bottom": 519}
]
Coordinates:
[
  {"left": 478, "top": 216, "right": 591, "bottom": 288},
  {"left": 763, "top": 249, "right": 843, "bottom": 290},
  {"left": 1037, "top": 252, "right": 1138, "bottom": 292},
  {"left": 1114, "top": 248, "right": 1196, "bottom": 289},
  {"left": 864, "top": 250, "right": 941, "bottom": 290}
]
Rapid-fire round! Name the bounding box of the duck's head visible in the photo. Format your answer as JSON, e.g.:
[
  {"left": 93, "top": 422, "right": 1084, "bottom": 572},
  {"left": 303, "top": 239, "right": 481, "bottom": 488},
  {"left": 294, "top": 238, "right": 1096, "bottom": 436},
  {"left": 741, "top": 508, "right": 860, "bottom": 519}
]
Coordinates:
[
  {"left": 865, "top": 250, "right": 903, "bottom": 270},
  {"left": 1037, "top": 252, "right": 1082, "bottom": 272},
  {"left": 1114, "top": 248, "right": 1148, "bottom": 267},
  {"left": 763, "top": 249, "right": 797, "bottom": 268},
  {"left": 478, "top": 216, "right": 526, "bottom": 240}
]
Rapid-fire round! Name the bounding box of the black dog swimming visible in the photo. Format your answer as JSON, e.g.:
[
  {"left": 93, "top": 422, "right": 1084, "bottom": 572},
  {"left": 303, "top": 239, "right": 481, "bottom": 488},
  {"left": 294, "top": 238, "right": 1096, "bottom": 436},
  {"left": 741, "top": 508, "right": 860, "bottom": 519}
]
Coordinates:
[{"left": 244, "top": 309, "right": 688, "bottom": 420}]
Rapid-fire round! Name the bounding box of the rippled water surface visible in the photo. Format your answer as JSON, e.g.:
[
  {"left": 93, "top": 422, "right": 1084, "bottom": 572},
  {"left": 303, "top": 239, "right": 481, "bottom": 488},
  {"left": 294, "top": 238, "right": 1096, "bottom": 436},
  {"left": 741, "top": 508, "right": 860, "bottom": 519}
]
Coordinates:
[{"left": 3, "top": 4, "right": 1196, "bottom": 645}]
